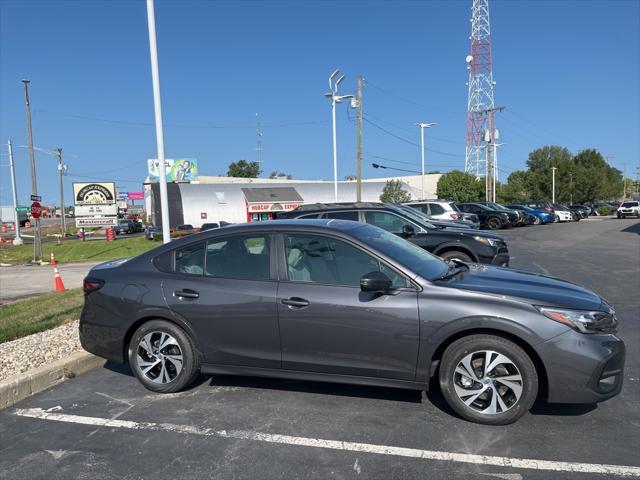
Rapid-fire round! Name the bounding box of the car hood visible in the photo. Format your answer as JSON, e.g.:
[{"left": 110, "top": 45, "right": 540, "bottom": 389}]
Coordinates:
[{"left": 437, "top": 264, "right": 603, "bottom": 310}]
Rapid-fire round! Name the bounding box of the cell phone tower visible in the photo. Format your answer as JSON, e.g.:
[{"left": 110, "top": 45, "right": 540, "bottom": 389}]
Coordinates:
[{"left": 465, "top": 0, "right": 496, "bottom": 183}]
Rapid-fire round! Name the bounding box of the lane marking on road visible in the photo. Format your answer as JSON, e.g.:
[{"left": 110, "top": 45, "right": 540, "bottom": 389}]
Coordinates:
[{"left": 12, "top": 407, "right": 640, "bottom": 477}]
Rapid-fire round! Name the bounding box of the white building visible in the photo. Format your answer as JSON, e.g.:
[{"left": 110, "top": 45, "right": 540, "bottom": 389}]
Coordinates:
[{"left": 144, "top": 174, "right": 441, "bottom": 228}]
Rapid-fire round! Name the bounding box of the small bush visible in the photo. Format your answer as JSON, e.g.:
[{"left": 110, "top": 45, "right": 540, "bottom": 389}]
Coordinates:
[{"left": 597, "top": 205, "right": 612, "bottom": 216}]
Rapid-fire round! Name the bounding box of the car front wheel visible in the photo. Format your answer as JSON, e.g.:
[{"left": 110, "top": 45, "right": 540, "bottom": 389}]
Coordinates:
[
  {"left": 439, "top": 334, "right": 538, "bottom": 425},
  {"left": 128, "top": 320, "right": 200, "bottom": 393},
  {"left": 486, "top": 217, "right": 501, "bottom": 230}
]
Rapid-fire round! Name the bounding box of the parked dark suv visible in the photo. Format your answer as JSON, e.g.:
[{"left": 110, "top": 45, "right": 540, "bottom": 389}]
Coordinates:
[
  {"left": 80, "top": 220, "right": 625, "bottom": 425},
  {"left": 455, "top": 203, "right": 511, "bottom": 230},
  {"left": 115, "top": 219, "right": 143, "bottom": 235},
  {"left": 275, "top": 203, "right": 509, "bottom": 266}
]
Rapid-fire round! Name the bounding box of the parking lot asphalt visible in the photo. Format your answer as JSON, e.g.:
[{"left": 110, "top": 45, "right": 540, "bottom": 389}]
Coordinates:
[{"left": 1, "top": 218, "right": 639, "bottom": 479}]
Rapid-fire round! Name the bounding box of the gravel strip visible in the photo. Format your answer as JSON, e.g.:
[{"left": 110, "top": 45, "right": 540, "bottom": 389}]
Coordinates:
[{"left": 0, "top": 320, "right": 82, "bottom": 382}]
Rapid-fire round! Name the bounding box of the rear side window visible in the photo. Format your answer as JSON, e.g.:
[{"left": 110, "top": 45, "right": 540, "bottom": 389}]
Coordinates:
[
  {"left": 205, "top": 234, "right": 271, "bottom": 280},
  {"left": 410, "top": 204, "right": 430, "bottom": 215},
  {"left": 175, "top": 242, "right": 205, "bottom": 275},
  {"left": 364, "top": 211, "right": 407, "bottom": 233},
  {"left": 429, "top": 204, "right": 445, "bottom": 215},
  {"left": 325, "top": 211, "right": 359, "bottom": 221},
  {"left": 297, "top": 213, "right": 320, "bottom": 219}
]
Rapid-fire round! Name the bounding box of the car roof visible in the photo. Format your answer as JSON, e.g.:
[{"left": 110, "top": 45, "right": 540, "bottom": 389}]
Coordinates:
[{"left": 208, "top": 218, "right": 365, "bottom": 233}]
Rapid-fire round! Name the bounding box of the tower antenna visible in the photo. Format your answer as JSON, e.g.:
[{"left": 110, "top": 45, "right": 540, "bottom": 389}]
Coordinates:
[
  {"left": 465, "top": 0, "right": 500, "bottom": 201},
  {"left": 256, "top": 113, "right": 263, "bottom": 167}
]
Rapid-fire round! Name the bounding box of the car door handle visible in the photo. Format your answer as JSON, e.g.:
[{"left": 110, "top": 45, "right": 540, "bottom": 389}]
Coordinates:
[
  {"left": 281, "top": 297, "right": 309, "bottom": 308},
  {"left": 174, "top": 289, "right": 199, "bottom": 299}
]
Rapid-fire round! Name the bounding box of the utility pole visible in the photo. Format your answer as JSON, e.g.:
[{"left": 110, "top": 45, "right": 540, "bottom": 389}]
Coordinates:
[
  {"left": 569, "top": 172, "right": 573, "bottom": 205},
  {"left": 551, "top": 167, "right": 558, "bottom": 203},
  {"left": 22, "top": 79, "right": 42, "bottom": 261},
  {"left": 56, "top": 148, "right": 66, "bottom": 237},
  {"left": 356, "top": 75, "right": 363, "bottom": 202},
  {"left": 622, "top": 161, "right": 628, "bottom": 199},
  {"left": 416, "top": 122, "right": 436, "bottom": 200},
  {"left": 256, "top": 113, "right": 263, "bottom": 168},
  {"left": 7, "top": 140, "right": 23, "bottom": 245},
  {"left": 324, "top": 69, "right": 353, "bottom": 202},
  {"left": 146, "top": 0, "right": 171, "bottom": 243},
  {"left": 482, "top": 106, "right": 503, "bottom": 202}
]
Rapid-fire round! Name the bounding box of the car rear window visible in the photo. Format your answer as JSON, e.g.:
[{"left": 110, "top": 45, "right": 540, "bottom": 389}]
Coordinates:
[{"left": 324, "top": 211, "right": 359, "bottom": 221}]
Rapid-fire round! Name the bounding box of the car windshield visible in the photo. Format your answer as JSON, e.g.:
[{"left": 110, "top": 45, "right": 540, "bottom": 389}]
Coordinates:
[
  {"left": 622, "top": 202, "right": 638, "bottom": 208},
  {"left": 350, "top": 223, "right": 448, "bottom": 281}
]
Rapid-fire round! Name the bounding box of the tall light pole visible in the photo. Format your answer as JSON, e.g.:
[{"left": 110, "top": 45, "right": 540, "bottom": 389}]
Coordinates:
[
  {"left": 324, "top": 69, "right": 353, "bottom": 202},
  {"left": 56, "top": 148, "right": 67, "bottom": 236},
  {"left": 416, "top": 122, "right": 436, "bottom": 200},
  {"left": 22, "top": 79, "right": 42, "bottom": 262},
  {"left": 146, "top": 0, "right": 171, "bottom": 243},
  {"left": 551, "top": 166, "right": 557, "bottom": 203},
  {"left": 7, "top": 140, "right": 23, "bottom": 245}
]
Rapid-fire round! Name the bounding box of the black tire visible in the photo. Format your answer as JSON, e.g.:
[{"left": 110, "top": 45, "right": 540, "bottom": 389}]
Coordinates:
[
  {"left": 438, "top": 334, "right": 538, "bottom": 425},
  {"left": 440, "top": 251, "right": 473, "bottom": 264},
  {"left": 486, "top": 216, "right": 501, "bottom": 230},
  {"left": 128, "top": 320, "right": 200, "bottom": 393}
]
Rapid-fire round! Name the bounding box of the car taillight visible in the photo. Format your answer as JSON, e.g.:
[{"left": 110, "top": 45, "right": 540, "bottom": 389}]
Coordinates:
[
  {"left": 545, "top": 207, "right": 552, "bottom": 212},
  {"left": 83, "top": 278, "right": 104, "bottom": 293}
]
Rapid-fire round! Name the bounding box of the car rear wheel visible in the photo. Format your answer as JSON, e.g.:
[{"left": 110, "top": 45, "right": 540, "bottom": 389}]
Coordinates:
[
  {"left": 128, "top": 320, "right": 200, "bottom": 393},
  {"left": 439, "top": 251, "right": 473, "bottom": 264},
  {"left": 439, "top": 334, "right": 538, "bottom": 425},
  {"left": 486, "top": 217, "right": 501, "bottom": 230}
]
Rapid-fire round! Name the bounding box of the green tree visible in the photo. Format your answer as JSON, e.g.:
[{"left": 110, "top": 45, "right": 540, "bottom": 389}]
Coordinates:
[
  {"left": 379, "top": 179, "right": 411, "bottom": 203},
  {"left": 436, "top": 170, "right": 484, "bottom": 202},
  {"left": 227, "top": 160, "right": 261, "bottom": 178},
  {"left": 497, "top": 170, "right": 531, "bottom": 203}
]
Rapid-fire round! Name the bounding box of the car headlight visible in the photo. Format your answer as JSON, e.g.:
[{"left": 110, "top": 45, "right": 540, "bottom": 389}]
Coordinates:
[
  {"left": 536, "top": 306, "right": 617, "bottom": 333},
  {"left": 473, "top": 235, "right": 500, "bottom": 247}
]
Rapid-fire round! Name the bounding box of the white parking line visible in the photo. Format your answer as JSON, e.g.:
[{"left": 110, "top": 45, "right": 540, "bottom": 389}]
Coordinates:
[{"left": 12, "top": 407, "right": 640, "bottom": 478}]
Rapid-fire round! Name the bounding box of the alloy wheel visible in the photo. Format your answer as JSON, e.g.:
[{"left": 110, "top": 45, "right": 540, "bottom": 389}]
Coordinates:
[
  {"left": 452, "top": 350, "right": 523, "bottom": 415},
  {"left": 136, "top": 331, "right": 183, "bottom": 384}
]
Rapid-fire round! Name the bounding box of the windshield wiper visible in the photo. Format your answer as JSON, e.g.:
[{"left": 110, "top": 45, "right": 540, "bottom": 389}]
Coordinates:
[{"left": 438, "top": 259, "right": 470, "bottom": 280}]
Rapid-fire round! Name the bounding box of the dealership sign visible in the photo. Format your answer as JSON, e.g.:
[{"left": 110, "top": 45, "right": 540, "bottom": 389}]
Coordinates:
[
  {"left": 74, "top": 204, "right": 118, "bottom": 216},
  {"left": 75, "top": 217, "right": 118, "bottom": 227},
  {"left": 147, "top": 158, "right": 198, "bottom": 183},
  {"left": 247, "top": 202, "right": 302, "bottom": 213},
  {"left": 73, "top": 182, "right": 116, "bottom": 205}
]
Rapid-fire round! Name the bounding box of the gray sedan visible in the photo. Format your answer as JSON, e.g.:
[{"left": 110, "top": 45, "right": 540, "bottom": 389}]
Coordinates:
[{"left": 80, "top": 219, "right": 624, "bottom": 425}]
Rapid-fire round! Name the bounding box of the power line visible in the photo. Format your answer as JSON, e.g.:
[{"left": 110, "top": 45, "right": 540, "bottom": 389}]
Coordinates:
[
  {"left": 67, "top": 173, "right": 141, "bottom": 184},
  {"left": 34, "top": 109, "right": 327, "bottom": 129},
  {"left": 364, "top": 80, "right": 465, "bottom": 116},
  {"left": 363, "top": 112, "right": 465, "bottom": 145}
]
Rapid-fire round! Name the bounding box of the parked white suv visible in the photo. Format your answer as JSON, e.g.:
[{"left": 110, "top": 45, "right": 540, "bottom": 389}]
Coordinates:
[
  {"left": 552, "top": 204, "right": 574, "bottom": 222},
  {"left": 617, "top": 201, "right": 640, "bottom": 219}
]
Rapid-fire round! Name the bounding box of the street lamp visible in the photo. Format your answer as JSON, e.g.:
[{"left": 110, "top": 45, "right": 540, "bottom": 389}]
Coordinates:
[
  {"left": 325, "top": 69, "right": 353, "bottom": 202},
  {"left": 415, "top": 122, "right": 436, "bottom": 200}
]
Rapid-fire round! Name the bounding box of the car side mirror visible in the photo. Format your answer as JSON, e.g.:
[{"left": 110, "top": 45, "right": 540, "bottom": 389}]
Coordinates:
[
  {"left": 360, "top": 271, "right": 392, "bottom": 292},
  {"left": 402, "top": 224, "right": 416, "bottom": 237}
]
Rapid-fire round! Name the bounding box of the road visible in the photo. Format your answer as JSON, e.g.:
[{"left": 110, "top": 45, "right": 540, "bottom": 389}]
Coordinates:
[
  {"left": 0, "top": 262, "right": 99, "bottom": 303},
  {"left": 1, "top": 218, "right": 639, "bottom": 479}
]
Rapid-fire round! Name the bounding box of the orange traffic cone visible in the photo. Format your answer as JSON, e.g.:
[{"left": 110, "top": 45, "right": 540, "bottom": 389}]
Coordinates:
[
  {"left": 50, "top": 252, "right": 57, "bottom": 265},
  {"left": 54, "top": 265, "right": 66, "bottom": 292}
]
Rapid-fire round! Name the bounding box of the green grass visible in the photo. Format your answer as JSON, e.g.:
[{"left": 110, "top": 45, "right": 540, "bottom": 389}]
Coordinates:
[
  {"left": 0, "top": 288, "right": 85, "bottom": 343},
  {"left": 0, "top": 237, "right": 156, "bottom": 265}
]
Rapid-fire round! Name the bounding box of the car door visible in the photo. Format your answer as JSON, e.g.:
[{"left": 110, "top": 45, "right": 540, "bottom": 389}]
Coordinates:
[
  {"left": 161, "top": 234, "right": 281, "bottom": 368},
  {"left": 276, "top": 232, "right": 420, "bottom": 381}
]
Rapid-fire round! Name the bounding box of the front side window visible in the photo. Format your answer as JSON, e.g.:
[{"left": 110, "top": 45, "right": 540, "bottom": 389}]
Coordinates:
[
  {"left": 363, "top": 211, "right": 407, "bottom": 233},
  {"left": 284, "top": 234, "right": 407, "bottom": 288},
  {"left": 205, "top": 234, "right": 271, "bottom": 280},
  {"left": 175, "top": 242, "right": 205, "bottom": 275}
]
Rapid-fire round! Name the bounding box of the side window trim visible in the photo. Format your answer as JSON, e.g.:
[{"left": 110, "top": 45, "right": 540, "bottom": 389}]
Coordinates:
[{"left": 173, "top": 241, "right": 206, "bottom": 277}]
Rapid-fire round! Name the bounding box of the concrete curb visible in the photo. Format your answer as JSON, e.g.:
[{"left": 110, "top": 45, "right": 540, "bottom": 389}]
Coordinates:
[{"left": 0, "top": 350, "right": 105, "bottom": 410}]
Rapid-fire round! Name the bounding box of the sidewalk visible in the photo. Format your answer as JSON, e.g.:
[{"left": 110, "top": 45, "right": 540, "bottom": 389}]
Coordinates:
[{"left": 0, "top": 262, "right": 99, "bottom": 303}]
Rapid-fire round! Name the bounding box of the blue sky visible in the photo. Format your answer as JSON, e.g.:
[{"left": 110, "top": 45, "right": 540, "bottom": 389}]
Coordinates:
[{"left": 1, "top": 0, "right": 638, "bottom": 206}]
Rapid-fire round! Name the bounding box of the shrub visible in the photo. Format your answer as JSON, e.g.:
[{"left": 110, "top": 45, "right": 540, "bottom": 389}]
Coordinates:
[{"left": 596, "top": 205, "right": 612, "bottom": 216}]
